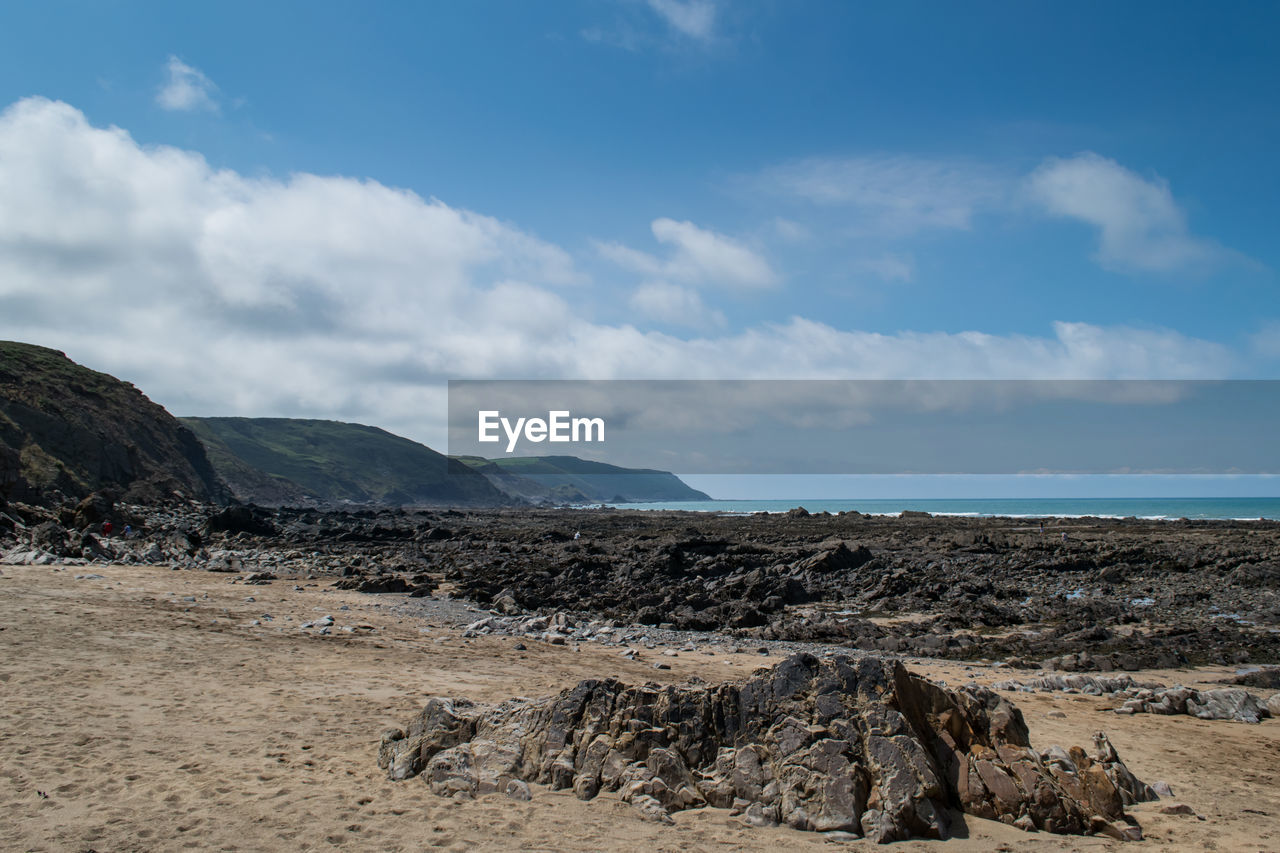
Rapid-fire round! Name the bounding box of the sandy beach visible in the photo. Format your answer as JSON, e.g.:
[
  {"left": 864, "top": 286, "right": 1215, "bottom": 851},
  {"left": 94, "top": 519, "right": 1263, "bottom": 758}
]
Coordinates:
[{"left": 2, "top": 561, "right": 1277, "bottom": 852}]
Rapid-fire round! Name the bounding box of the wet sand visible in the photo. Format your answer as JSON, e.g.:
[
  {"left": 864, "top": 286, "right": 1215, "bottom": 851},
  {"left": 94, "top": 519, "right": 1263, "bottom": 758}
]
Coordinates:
[{"left": 1, "top": 562, "right": 1278, "bottom": 852}]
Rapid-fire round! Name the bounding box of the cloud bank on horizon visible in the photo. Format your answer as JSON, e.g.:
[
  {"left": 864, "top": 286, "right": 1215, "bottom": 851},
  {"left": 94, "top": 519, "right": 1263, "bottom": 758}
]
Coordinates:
[{"left": 0, "top": 94, "right": 1262, "bottom": 445}]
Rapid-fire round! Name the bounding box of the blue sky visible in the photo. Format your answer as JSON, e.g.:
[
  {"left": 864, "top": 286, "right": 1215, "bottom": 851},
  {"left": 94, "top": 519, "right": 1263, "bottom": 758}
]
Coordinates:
[{"left": 0, "top": 1, "right": 1277, "bottom": 466}]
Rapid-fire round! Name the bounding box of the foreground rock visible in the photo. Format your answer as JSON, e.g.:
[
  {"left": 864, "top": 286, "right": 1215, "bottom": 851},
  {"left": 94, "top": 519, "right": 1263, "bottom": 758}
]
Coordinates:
[{"left": 380, "top": 653, "right": 1153, "bottom": 842}]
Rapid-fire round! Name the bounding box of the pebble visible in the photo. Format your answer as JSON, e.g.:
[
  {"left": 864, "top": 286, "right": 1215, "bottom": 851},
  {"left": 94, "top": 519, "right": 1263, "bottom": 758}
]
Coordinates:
[
  {"left": 1159, "top": 803, "right": 1196, "bottom": 816},
  {"left": 505, "top": 780, "right": 532, "bottom": 801}
]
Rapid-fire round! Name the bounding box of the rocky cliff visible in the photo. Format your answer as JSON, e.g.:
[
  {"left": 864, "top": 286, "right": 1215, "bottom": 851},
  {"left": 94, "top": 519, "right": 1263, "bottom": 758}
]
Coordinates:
[{"left": 0, "top": 341, "right": 225, "bottom": 504}]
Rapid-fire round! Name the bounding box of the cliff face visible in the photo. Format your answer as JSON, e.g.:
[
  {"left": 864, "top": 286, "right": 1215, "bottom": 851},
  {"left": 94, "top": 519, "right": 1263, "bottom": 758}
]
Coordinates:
[{"left": 0, "top": 341, "right": 226, "bottom": 504}]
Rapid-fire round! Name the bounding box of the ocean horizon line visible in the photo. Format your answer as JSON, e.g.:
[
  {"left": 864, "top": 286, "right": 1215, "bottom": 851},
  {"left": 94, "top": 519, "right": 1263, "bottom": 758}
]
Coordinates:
[{"left": 604, "top": 496, "right": 1280, "bottom": 521}]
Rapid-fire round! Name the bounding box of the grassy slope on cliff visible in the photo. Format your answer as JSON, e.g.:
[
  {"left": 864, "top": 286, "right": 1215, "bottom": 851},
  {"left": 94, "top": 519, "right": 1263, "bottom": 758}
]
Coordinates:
[{"left": 182, "top": 417, "right": 505, "bottom": 506}]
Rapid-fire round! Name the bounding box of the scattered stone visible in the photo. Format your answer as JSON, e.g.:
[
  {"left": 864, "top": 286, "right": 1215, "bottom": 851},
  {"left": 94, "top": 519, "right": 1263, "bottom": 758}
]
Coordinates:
[
  {"left": 1159, "top": 803, "right": 1197, "bottom": 816},
  {"left": 996, "top": 677, "right": 1272, "bottom": 724}
]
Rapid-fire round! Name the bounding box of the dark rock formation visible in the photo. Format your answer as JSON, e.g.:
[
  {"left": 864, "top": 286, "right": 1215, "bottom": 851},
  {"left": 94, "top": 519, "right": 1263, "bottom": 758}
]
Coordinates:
[
  {"left": 380, "top": 653, "right": 1153, "bottom": 842},
  {"left": 206, "top": 505, "right": 276, "bottom": 537},
  {"left": 332, "top": 571, "right": 436, "bottom": 596},
  {"left": 430, "top": 510, "right": 1280, "bottom": 667}
]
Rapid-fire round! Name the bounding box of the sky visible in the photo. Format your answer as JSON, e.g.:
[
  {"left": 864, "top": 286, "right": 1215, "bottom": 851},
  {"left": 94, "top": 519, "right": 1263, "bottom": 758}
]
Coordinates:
[{"left": 1, "top": 1, "right": 1278, "bottom": 491}]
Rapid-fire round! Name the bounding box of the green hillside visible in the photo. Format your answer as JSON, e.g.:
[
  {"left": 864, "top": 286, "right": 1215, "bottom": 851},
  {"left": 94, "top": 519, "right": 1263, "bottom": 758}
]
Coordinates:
[
  {"left": 455, "top": 454, "right": 710, "bottom": 503},
  {"left": 183, "top": 417, "right": 505, "bottom": 506}
]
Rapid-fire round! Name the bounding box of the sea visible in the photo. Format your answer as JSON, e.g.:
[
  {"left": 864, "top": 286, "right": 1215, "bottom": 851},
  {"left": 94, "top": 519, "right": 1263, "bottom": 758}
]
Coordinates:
[{"left": 607, "top": 497, "right": 1280, "bottom": 520}]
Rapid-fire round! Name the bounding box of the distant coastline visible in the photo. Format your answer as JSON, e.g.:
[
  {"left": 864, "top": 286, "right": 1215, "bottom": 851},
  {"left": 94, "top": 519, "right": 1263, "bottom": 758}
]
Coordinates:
[{"left": 607, "top": 496, "right": 1280, "bottom": 520}]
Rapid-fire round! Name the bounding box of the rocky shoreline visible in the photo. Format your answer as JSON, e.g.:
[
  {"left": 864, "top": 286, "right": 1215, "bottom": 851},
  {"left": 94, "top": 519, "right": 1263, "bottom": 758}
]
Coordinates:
[
  {"left": 3, "top": 496, "right": 1280, "bottom": 848},
  {"left": 5, "top": 497, "right": 1276, "bottom": 671}
]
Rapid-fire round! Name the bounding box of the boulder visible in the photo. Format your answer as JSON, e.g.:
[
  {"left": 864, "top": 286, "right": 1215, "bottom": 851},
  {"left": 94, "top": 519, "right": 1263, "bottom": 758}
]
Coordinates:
[
  {"left": 1186, "top": 688, "right": 1268, "bottom": 724},
  {"left": 380, "top": 653, "right": 1153, "bottom": 842},
  {"left": 72, "top": 491, "right": 115, "bottom": 529},
  {"left": 206, "top": 505, "right": 276, "bottom": 537},
  {"left": 29, "top": 520, "right": 71, "bottom": 556}
]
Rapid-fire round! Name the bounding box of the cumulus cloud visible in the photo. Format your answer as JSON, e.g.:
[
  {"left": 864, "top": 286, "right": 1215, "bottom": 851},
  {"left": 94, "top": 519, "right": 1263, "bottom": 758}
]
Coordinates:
[
  {"left": 756, "top": 155, "right": 1007, "bottom": 234},
  {"left": 599, "top": 217, "right": 776, "bottom": 289},
  {"left": 155, "top": 56, "right": 219, "bottom": 112},
  {"left": 1027, "top": 152, "right": 1237, "bottom": 274},
  {"left": 629, "top": 281, "right": 726, "bottom": 329},
  {"left": 646, "top": 0, "right": 717, "bottom": 41},
  {"left": 0, "top": 98, "right": 1241, "bottom": 447}
]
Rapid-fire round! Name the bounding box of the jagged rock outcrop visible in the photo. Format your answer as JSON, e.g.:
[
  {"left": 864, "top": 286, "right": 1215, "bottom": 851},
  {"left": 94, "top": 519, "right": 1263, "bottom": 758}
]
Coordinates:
[{"left": 379, "top": 653, "right": 1153, "bottom": 842}]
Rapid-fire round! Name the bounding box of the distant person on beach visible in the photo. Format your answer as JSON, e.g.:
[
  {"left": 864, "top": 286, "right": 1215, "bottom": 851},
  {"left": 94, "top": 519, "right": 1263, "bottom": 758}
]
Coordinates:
[{"left": 101, "top": 520, "right": 113, "bottom": 536}]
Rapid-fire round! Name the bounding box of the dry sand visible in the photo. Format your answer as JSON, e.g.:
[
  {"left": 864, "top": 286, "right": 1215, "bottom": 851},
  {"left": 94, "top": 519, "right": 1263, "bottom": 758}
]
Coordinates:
[{"left": 1, "top": 563, "right": 1278, "bottom": 852}]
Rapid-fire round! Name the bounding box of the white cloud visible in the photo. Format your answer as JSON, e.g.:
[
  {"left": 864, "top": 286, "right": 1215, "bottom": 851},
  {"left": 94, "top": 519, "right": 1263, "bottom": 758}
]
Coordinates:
[
  {"left": 156, "top": 56, "right": 219, "bottom": 112},
  {"left": 629, "top": 281, "right": 726, "bottom": 328},
  {"left": 646, "top": 0, "right": 717, "bottom": 41},
  {"left": 0, "top": 98, "right": 1243, "bottom": 448},
  {"left": 1252, "top": 322, "right": 1280, "bottom": 360},
  {"left": 756, "top": 155, "right": 1007, "bottom": 234},
  {"left": 599, "top": 217, "right": 776, "bottom": 289},
  {"left": 1027, "top": 152, "right": 1236, "bottom": 274},
  {"left": 771, "top": 217, "right": 810, "bottom": 243},
  {"left": 855, "top": 253, "right": 914, "bottom": 283}
]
